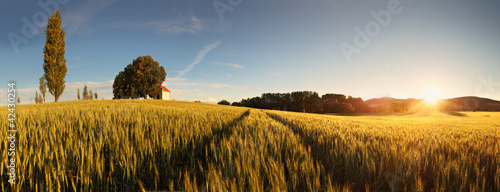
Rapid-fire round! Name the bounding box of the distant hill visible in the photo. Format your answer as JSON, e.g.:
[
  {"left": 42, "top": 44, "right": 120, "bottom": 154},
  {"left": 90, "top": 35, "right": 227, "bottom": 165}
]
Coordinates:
[
  {"left": 366, "top": 96, "right": 500, "bottom": 112},
  {"left": 443, "top": 96, "right": 500, "bottom": 111}
]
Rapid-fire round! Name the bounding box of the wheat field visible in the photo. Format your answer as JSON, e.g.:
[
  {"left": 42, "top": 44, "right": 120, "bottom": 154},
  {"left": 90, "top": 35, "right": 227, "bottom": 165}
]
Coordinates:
[{"left": 1, "top": 100, "right": 499, "bottom": 191}]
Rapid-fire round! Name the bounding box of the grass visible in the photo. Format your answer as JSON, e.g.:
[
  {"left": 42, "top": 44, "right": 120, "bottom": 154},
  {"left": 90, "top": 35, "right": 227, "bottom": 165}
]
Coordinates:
[{"left": 1, "top": 100, "right": 499, "bottom": 191}]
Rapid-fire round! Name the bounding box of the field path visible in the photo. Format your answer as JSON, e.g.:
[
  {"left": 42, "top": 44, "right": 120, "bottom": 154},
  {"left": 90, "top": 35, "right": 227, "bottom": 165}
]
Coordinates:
[
  {"left": 209, "top": 109, "right": 250, "bottom": 146},
  {"left": 263, "top": 111, "right": 336, "bottom": 179}
]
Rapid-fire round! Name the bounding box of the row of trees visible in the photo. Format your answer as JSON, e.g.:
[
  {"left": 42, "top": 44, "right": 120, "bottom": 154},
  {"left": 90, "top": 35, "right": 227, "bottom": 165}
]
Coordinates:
[
  {"left": 35, "top": 91, "right": 44, "bottom": 104},
  {"left": 224, "top": 93, "right": 488, "bottom": 113},
  {"left": 34, "top": 83, "right": 98, "bottom": 103},
  {"left": 225, "top": 91, "right": 373, "bottom": 113},
  {"left": 77, "top": 85, "right": 98, "bottom": 100},
  {"left": 34, "top": 76, "right": 48, "bottom": 104}
]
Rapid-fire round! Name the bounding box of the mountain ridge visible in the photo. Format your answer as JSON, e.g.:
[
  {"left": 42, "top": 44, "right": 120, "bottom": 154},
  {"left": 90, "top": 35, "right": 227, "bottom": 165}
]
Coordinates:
[{"left": 365, "top": 96, "right": 500, "bottom": 111}]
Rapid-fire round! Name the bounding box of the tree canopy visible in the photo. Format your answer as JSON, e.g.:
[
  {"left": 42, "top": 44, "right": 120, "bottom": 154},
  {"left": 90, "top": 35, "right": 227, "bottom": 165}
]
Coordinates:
[
  {"left": 113, "top": 55, "right": 166, "bottom": 99},
  {"left": 217, "top": 100, "right": 230, "bottom": 105}
]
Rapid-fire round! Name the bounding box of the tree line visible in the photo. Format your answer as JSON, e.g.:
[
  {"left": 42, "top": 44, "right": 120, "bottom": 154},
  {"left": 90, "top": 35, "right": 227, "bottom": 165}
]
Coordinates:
[
  {"left": 34, "top": 82, "right": 98, "bottom": 104},
  {"left": 222, "top": 91, "right": 375, "bottom": 113},
  {"left": 77, "top": 85, "right": 98, "bottom": 100},
  {"left": 223, "top": 92, "right": 490, "bottom": 113}
]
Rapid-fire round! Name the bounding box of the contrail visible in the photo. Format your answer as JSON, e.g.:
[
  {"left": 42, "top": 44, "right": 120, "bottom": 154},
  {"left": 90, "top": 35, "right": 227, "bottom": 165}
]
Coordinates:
[{"left": 177, "top": 40, "right": 221, "bottom": 78}]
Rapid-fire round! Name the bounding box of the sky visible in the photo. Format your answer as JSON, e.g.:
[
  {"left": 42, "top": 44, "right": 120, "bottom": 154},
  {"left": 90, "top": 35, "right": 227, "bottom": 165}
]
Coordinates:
[{"left": 1, "top": 0, "right": 500, "bottom": 105}]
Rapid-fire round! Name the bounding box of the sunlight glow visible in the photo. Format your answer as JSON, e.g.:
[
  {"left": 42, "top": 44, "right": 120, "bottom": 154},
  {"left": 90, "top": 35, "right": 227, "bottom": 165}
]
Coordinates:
[{"left": 422, "top": 87, "right": 443, "bottom": 104}]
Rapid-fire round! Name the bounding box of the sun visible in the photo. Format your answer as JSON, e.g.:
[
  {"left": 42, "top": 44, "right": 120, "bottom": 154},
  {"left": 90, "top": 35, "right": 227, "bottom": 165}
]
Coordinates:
[{"left": 422, "top": 87, "right": 443, "bottom": 104}]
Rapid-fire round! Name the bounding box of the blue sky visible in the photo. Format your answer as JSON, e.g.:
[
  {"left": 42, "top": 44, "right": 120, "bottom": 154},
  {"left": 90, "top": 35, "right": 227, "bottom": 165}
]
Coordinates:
[{"left": 1, "top": 0, "right": 500, "bottom": 105}]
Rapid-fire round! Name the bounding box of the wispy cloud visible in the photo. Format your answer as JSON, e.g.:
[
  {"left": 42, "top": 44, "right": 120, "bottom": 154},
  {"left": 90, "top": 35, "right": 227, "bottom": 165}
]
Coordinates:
[
  {"left": 138, "top": 16, "right": 203, "bottom": 35},
  {"left": 204, "top": 83, "right": 244, "bottom": 89},
  {"left": 166, "top": 77, "right": 187, "bottom": 81},
  {"left": 213, "top": 61, "right": 244, "bottom": 68},
  {"left": 113, "top": 13, "right": 226, "bottom": 35},
  {"left": 164, "top": 77, "right": 247, "bottom": 89},
  {"left": 65, "top": 80, "right": 114, "bottom": 100},
  {"left": 67, "top": 62, "right": 95, "bottom": 69},
  {"left": 162, "top": 78, "right": 248, "bottom": 104},
  {"left": 67, "top": 64, "right": 83, "bottom": 69},
  {"left": 66, "top": 80, "right": 114, "bottom": 90},
  {"left": 176, "top": 40, "right": 222, "bottom": 78},
  {"left": 199, "top": 97, "right": 218, "bottom": 103},
  {"left": 63, "top": 0, "right": 118, "bottom": 38}
]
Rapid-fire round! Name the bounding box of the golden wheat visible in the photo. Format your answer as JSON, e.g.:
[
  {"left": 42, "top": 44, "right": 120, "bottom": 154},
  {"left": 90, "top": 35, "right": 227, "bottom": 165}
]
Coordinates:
[{"left": 0, "top": 100, "right": 499, "bottom": 191}]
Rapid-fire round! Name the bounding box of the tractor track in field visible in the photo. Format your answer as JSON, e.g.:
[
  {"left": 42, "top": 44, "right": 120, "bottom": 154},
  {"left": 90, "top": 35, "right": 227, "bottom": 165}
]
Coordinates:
[
  {"left": 264, "top": 112, "right": 316, "bottom": 153},
  {"left": 263, "top": 111, "right": 337, "bottom": 180},
  {"left": 209, "top": 109, "right": 250, "bottom": 146},
  {"left": 167, "top": 109, "right": 251, "bottom": 189}
]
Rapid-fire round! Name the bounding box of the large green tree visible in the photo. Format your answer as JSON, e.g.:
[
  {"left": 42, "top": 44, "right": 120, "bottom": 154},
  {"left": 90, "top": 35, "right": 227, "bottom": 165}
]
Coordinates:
[
  {"left": 113, "top": 55, "right": 166, "bottom": 99},
  {"left": 43, "top": 10, "right": 67, "bottom": 102}
]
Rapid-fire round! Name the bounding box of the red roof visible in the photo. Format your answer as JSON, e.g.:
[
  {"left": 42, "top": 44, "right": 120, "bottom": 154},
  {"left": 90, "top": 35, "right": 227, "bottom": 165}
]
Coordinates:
[{"left": 161, "top": 86, "right": 170, "bottom": 92}]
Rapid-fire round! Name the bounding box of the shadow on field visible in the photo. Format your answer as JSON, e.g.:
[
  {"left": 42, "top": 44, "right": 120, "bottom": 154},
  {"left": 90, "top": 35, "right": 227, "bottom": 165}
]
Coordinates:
[
  {"left": 443, "top": 111, "right": 468, "bottom": 117},
  {"left": 210, "top": 109, "right": 250, "bottom": 145},
  {"left": 264, "top": 112, "right": 334, "bottom": 174},
  {"left": 163, "top": 109, "right": 251, "bottom": 190}
]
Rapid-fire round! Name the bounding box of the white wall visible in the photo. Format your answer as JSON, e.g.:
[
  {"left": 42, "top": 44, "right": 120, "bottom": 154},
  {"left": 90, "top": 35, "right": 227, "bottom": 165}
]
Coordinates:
[{"left": 163, "top": 91, "right": 170, "bottom": 100}]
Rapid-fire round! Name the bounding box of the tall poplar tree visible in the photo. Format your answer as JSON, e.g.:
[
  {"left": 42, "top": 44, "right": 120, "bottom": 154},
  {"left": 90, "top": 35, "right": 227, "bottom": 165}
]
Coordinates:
[
  {"left": 39, "top": 76, "right": 47, "bottom": 103},
  {"left": 83, "top": 85, "right": 88, "bottom": 100},
  {"left": 43, "top": 10, "right": 67, "bottom": 102}
]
